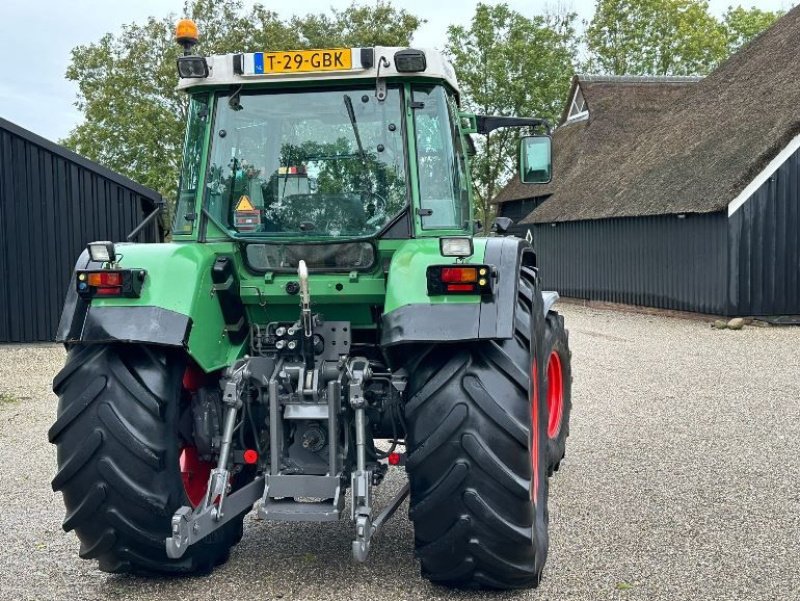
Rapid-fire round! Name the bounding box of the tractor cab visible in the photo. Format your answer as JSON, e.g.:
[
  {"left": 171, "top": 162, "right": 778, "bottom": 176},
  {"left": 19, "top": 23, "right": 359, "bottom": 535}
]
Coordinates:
[{"left": 172, "top": 42, "right": 476, "bottom": 251}]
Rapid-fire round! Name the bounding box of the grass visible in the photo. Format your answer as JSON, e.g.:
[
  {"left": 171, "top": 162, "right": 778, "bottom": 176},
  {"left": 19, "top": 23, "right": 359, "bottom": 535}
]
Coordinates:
[
  {"left": 616, "top": 582, "right": 634, "bottom": 591},
  {"left": 0, "top": 392, "right": 19, "bottom": 405}
]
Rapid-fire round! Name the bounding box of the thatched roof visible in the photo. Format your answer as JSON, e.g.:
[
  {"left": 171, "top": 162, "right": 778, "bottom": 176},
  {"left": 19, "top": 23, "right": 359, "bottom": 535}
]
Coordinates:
[
  {"left": 493, "top": 75, "right": 700, "bottom": 205},
  {"left": 495, "top": 5, "right": 800, "bottom": 224}
]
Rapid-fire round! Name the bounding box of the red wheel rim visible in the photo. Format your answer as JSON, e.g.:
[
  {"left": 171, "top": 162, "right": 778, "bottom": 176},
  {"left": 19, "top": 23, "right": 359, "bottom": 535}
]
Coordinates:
[
  {"left": 546, "top": 351, "right": 564, "bottom": 439},
  {"left": 179, "top": 364, "right": 215, "bottom": 508},
  {"left": 180, "top": 446, "right": 213, "bottom": 508},
  {"left": 530, "top": 361, "right": 540, "bottom": 505}
]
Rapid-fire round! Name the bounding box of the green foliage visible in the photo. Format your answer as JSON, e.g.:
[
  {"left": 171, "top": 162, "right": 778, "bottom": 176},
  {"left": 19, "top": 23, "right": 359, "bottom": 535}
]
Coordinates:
[
  {"left": 63, "top": 0, "right": 422, "bottom": 206},
  {"left": 289, "top": 2, "right": 423, "bottom": 48},
  {"left": 446, "top": 3, "right": 578, "bottom": 226},
  {"left": 585, "top": 0, "right": 728, "bottom": 76},
  {"left": 723, "top": 6, "right": 784, "bottom": 53},
  {"left": 0, "top": 392, "right": 19, "bottom": 405},
  {"left": 585, "top": 0, "right": 784, "bottom": 76}
]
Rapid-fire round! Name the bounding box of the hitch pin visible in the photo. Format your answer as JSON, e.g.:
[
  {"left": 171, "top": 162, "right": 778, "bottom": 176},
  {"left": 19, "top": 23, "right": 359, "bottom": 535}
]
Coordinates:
[{"left": 298, "top": 260, "right": 313, "bottom": 338}]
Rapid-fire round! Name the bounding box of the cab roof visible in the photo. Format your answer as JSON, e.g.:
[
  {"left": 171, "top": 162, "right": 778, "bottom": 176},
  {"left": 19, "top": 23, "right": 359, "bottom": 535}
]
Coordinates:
[{"left": 177, "top": 47, "right": 459, "bottom": 94}]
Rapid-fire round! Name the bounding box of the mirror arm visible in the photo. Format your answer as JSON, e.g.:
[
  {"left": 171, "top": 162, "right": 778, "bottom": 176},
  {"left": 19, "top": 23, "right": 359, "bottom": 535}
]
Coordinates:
[{"left": 475, "top": 115, "right": 551, "bottom": 136}]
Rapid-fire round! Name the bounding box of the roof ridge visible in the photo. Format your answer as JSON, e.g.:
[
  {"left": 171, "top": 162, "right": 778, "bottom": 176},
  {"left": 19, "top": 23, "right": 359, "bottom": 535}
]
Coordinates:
[{"left": 577, "top": 74, "right": 704, "bottom": 84}]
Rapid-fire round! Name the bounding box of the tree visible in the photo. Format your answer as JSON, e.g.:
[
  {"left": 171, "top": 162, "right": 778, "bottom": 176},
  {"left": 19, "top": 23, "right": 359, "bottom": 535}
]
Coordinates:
[
  {"left": 63, "top": 0, "right": 422, "bottom": 210},
  {"left": 446, "top": 3, "right": 578, "bottom": 226},
  {"left": 290, "top": 2, "right": 423, "bottom": 48},
  {"left": 723, "top": 6, "right": 783, "bottom": 53},
  {"left": 585, "top": 0, "right": 728, "bottom": 76}
]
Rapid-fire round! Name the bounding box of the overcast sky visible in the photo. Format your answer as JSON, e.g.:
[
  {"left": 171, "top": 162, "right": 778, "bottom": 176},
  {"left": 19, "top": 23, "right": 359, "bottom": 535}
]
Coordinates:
[{"left": 0, "top": 0, "right": 793, "bottom": 142}]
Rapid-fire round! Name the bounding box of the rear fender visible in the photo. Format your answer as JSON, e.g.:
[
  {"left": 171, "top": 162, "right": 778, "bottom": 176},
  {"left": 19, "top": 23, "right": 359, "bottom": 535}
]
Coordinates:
[
  {"left": 542, "top": 291, "right": 560, "bottom": 316},
  {"left": 381, "top": 237, "right": 537, "bottom": 346},
  {"left": 55, "top": 243, "right": 244, "bottom": 371}
]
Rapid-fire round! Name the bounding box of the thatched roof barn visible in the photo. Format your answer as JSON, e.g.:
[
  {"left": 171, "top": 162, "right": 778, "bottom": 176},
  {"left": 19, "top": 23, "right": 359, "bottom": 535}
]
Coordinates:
[{"left": 495, "top": 6, "right": 800, "bottom": 319}]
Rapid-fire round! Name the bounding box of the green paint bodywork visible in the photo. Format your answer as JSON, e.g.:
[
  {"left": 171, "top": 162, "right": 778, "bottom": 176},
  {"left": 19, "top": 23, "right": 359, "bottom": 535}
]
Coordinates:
[
  {"left": 382, "top": 238, "right": 487, "bottom": 313},
  {"left": 93, "top": 237, "right": 482, "bottom": 371},
  {"left": 91, "top": 242, "right": 245, "bottom": 371},
  {"left": 92, "top": 75, "right": 487, "bottom": 373}
]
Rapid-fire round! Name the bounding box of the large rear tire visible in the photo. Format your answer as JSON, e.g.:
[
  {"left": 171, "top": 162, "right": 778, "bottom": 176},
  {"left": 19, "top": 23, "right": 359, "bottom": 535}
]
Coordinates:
[
  {"left": 543, "top": 311, "right": 571, "bottom": 475},
  {"left": 49, "top": 344, "right": 244, "bottom": 574},
  {"left": 403, "top": 267, "right": 549, "bottom": 589}
]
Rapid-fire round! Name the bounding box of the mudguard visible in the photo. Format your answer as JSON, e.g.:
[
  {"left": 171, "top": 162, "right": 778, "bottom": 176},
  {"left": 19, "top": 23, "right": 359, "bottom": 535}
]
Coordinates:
[
  {"left": 55, "top": 243, "right": 245, "bottom": 371},
  {"left": 542, "top": 291, "right": 560, "bottom": 316},
  {"left": 381, "top": 236, "right": 538, "bottom": 346},
  {"left": 56, "top": 250, "right": 192, "bottom": 347}
]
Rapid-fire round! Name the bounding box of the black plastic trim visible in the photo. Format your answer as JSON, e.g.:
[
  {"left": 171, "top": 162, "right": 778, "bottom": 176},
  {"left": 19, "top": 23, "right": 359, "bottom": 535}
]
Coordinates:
[
  {"left": 240, "top": 239, "right": 379, "bottom": 274},
  {"left": 360, "top": 48, "right": 375, "bottom": 69},
  {"left": 381, "top": 303, "right": 481, "bottom": 346},
  {"left": 378, "top": 207, "right": 412, "bottom": 239},
  {"left": 211, "top": 256, "right": 248, "bottom": 344},
  {"left": 65, "top": 306, "right": 192, "bottom": 347},
  {"left": 479, "top": 237, "right": 533, "bottom": 339},
  {"left": 232, "top": 53, "right": 244, "bottom": 74},
  {"left": 475, "top": 115, "right": 550, "bottom": 135},
  {"left": 56, "top": 250, "right": 101, "bottom": 342}
]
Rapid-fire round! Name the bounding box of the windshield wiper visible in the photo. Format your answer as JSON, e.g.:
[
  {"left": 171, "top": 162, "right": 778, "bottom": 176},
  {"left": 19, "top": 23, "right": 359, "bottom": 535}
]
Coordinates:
[
  {"left": 343, "top": 94, "right": 368, "bottom": 170},
  {"left": 344, "top": 93, "right": 385, "bottom": 218}
]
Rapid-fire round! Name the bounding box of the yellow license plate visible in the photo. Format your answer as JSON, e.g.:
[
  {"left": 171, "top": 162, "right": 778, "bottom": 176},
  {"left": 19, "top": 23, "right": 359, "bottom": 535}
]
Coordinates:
[{"left": 256, "top": 49, "right": 352, "bottom": 74}]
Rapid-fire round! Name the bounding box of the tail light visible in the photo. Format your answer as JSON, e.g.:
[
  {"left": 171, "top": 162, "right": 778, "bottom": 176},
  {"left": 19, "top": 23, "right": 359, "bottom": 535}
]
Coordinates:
[
  {"left": 427, "top": 265, "right": 494, "bottom": 296},
  {"left": 76, "top": 269, "right": 146, "bottom": 299}
]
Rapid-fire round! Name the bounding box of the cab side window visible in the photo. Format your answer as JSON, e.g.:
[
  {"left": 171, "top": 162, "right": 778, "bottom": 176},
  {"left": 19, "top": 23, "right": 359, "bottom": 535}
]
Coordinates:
[{"left": 412, "top": 85, "right": 468, "bottom": 230}]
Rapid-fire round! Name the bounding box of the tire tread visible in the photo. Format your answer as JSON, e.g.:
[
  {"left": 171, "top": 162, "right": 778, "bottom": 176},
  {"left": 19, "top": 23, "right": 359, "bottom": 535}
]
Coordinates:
[
  {"left": 51, "top": 344, "right": 244, "bottom": 574},
  {"left": 404, "top": 270, "right": 552, "bottom": 589}
]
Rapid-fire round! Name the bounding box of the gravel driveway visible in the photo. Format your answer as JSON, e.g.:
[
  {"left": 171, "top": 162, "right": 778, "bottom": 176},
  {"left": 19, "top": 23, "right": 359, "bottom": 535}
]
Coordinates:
[{"left": 0, "top": 304, "right": 798, "bottom": 600}]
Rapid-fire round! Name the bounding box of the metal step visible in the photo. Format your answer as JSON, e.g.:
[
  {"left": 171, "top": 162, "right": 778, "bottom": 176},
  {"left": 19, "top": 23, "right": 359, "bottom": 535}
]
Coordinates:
[
  {"left": 259, "top": 474, "right": 344, "bottom": 522},
  {"left": 260, "top": 498, "right": 342, "bottom": 522},
  {"left": 283, "top": 403, "right": 329, "bottom": 420}
]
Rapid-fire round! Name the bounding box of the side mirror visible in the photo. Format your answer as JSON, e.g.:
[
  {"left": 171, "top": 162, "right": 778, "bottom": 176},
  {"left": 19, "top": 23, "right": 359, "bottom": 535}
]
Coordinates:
[
  {"left": 519, "top": 135, "right": 552, "bottom": 184},
  {"left": 492, "top": 216, "right": 513, "bottom": 235}
]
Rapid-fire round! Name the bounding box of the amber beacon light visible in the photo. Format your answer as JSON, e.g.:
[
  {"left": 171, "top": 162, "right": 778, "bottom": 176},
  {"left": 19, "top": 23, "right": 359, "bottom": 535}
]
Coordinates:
[{"left": 175, "top": 19, "right": 199, "bottom": 53}]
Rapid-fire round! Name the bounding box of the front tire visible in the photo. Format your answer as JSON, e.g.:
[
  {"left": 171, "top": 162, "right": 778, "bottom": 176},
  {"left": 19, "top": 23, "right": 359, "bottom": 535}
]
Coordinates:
[
  {"left": 49, "top": 344, "right": 244, "bottom": 574},
  {"left": 403, "top": 268, "right": 549, "bottom": 589}
]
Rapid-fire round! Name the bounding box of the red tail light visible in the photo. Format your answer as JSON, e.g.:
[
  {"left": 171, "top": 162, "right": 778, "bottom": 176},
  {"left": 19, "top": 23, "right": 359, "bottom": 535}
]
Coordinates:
[
  {"left": 446, "top": 284, "right": 474, "bottom": 292},
  {"left": 441, "top": 267, "right": 478, "bottom": 283},
  {"left": 427, "top": 264, "right": 494, "bottom": 296},
  {"left": 76, "top": 269, "right": 145, "bottom": 299}
]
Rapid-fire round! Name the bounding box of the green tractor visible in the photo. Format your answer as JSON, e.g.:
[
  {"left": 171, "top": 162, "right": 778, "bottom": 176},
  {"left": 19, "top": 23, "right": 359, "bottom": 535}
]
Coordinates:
[{"left": 50, "top": 20, "right": 572, "bottom": 590}]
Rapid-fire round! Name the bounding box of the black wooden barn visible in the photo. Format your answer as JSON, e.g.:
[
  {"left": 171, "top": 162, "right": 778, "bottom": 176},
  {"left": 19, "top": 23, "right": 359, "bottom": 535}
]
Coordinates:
[
  {"left": 494, "top": 7, "right": 800, "bottom": 320},
  {"left": 0, "top": 117, "right": 162, "bottom": 343}
]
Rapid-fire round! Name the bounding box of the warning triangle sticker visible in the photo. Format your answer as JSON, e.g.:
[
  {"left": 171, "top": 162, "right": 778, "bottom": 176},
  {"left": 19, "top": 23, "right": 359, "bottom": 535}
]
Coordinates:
[{"left": 235, "top": 195, "right": 255, "bottom": 211}]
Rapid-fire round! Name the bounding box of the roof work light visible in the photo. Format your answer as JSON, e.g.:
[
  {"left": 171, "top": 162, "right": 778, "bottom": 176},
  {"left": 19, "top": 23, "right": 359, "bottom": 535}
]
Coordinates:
[
  {"left": 394, "top": 49, "right": 427, "bottom": 73},
  {"left": 440, "top": 237, "right": 474, "bottom": 258},
  {"left": 87, "top": 241, "right": 116, "bottom": 264},
  {"left": 177, "top": 56, "right": 209, "bottom": 78}
]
